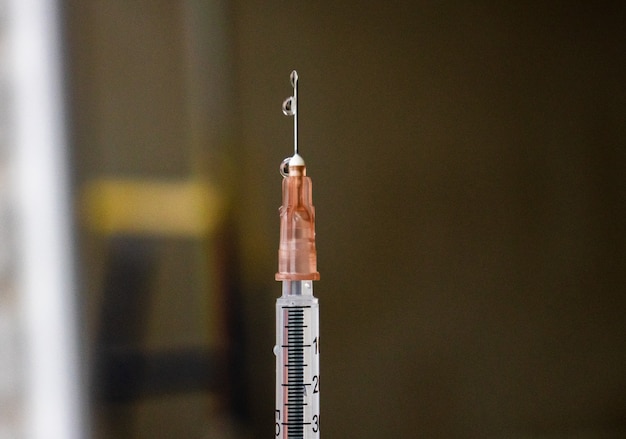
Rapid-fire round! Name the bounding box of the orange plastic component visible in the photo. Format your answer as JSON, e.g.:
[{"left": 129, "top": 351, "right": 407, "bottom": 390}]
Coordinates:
[{"left": 276, "top": 163, "right": 320, "bottom": 281}]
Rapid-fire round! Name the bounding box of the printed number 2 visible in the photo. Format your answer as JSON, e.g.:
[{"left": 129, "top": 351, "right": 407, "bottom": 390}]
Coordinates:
[
  {"left": 312, "top": 375, "right": 319, "bottom": 394},
  {"left": 312, "top": 414, "right": 319, "bottom": 433}
]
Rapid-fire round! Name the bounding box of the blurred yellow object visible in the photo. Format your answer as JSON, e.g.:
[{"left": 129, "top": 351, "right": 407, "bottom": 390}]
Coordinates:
[{"left": 81, "top": 179, "right": 222, "bottom": 236}]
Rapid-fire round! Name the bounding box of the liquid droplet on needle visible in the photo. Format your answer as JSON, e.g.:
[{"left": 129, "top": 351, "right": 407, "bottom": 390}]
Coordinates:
[
  {"left": 282, "top": 96, "right": 296, "bottom": 116},
  {"left": 290, "top": 70, "right": 298, "bottom": 87}
]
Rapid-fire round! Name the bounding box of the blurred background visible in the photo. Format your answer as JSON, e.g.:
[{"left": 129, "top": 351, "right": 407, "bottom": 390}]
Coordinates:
[{"left": 1, "top": 0, "right": 625, "bottom": 438}]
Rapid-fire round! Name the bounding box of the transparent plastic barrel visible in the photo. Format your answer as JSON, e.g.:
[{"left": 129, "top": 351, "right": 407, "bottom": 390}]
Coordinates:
[{"left": 275, "top": 281, "right": 320, "bottom": 438}]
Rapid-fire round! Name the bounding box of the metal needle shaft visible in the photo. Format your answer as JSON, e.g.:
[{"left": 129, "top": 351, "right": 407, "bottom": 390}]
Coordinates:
[{"left": 290, "top": 70, "right": 299, "bottom": 156}]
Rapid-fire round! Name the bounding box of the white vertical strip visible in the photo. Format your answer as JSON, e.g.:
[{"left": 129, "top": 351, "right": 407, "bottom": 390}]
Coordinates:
[{"left": 7, "top": 0, "right": 83, "bottom": 438}]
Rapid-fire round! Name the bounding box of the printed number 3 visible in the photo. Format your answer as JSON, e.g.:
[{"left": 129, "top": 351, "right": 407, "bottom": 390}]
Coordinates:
[{"left": 312, "top": 414, "right": 319, "bottom": 433}]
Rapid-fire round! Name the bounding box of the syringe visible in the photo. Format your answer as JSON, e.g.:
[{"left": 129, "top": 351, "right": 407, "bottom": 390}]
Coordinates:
[{"left": 274, "top": 71, "right": 321, "bottom": 439}]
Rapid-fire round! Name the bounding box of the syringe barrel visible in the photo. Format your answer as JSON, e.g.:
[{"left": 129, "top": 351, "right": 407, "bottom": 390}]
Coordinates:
[
  {"left": 275, "top": 281, "right": 320, "bottom": 438},
  {"left": 276, "top": 165, "right": 319, "bottom": 281}
]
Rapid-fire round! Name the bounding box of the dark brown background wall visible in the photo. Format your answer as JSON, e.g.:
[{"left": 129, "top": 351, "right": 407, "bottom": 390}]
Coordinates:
[
  {"left": 232, "top": 1, "right": 626, "bottom": 437},
  {"left": 67, "top": 1, "right": 626, "bottom": 438}
]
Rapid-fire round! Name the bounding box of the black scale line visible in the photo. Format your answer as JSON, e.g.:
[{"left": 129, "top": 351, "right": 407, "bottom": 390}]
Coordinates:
[{"left": 284, "top": 308, "right": 305, "bottom": 437}]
